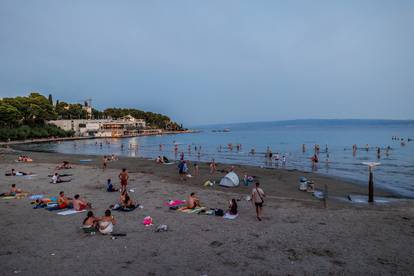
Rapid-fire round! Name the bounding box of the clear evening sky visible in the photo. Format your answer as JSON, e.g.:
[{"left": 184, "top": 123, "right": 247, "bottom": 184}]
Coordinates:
[{"left": 0, "top": 0, "right": 413, "bottom": 125}]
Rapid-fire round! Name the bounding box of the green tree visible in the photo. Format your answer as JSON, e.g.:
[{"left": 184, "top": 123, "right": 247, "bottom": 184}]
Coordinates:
[
  {"left": 0, "top": 102, "right": 22, "bottom": 127},
  {"left": 48, "top": 94, "right": 53, "bottom": 106}
]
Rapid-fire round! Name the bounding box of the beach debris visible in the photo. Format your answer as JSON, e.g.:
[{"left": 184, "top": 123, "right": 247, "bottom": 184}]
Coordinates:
[
  {"left": 143, "top": 216, "right": 153, "bottom": 226},
  {"left": 245, "top": 196, "right": 251, "bottom": 201},
  {"left": 203, "top": 180, "right": 213, "bottom": 187},
  {"left": 154, "top": 224, "right": 168, "bottom": 232}
]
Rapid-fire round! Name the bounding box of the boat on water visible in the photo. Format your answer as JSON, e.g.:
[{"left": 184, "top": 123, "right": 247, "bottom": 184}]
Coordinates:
[{"left": 212, "top": 128, "right": 230, "bottom": 133}]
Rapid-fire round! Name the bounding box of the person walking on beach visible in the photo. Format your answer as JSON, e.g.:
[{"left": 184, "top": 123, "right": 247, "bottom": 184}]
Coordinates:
[
  {"left": 118, "top": 168, "right": 129, "bottom": 192},
  {"left": 210, "top": 159, "right": 217, "bottom": 174},
  {"left": 194, "top": 162, "right": 199, "bottom": 177},
  {"left": 251, "top": 182, "right": 265, "bottom": 221},
  {"left": 102, "top": 156, "right": 107, "bottom": 170}
]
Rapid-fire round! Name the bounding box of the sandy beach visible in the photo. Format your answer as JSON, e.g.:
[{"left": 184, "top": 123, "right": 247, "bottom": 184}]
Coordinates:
[{"left": 0, "top": 148, "right": 413, "bottom": 275}]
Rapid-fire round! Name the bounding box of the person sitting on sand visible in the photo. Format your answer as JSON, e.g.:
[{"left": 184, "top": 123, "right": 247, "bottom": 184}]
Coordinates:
[
  {"left": 73, "top": 194, "right": 91, "bottom": 211},
  {"left": 58, "top": 191, "right": 72, "bottom": 209},
  {"left": 106, "top": 179, "right": 118, "bottom": 192},
  {"left": 187, "top": 192, "right": 201, "bottom": 209},
  {"left": 82, "top": 211, "right": 98, "bottom": 231},
  {"left": 156, "top": 156, "right": 164, "bottom": 164},
  {"left": 98, "top": 209, "right": 116, "bottom": 235},
  {"left": 228, "top": 198, "right": 238, "bottom": 215},
  {"left": 120, "top": 190, "right": 136, "bottom": 209},
  {"left": 55, "top": 161, "right": 71, "bottom": 170},
  {"left": 0, "top": 184, "right": 25, "bottom": 197},
  {"left": 51, "top": 172, "right": 71, "bottom": 184}
]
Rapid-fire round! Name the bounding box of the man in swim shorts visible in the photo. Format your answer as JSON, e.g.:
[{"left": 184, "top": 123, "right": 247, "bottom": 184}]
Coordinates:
[{"left": 118, "top": 168, "right": 129, "bottom": 192}]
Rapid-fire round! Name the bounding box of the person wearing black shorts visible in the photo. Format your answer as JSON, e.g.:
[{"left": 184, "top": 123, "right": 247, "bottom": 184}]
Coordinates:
[{"left": 251, "top": 182, "right": 265, "bottom": 221}]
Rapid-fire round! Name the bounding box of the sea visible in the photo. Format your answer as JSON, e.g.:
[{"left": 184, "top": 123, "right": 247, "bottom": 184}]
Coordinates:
[{"left": 19, "top": 119, "right": 414, "bottom": 198}]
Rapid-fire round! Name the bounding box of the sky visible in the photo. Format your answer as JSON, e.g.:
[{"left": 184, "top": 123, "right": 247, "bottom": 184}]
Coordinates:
[{"left": 0, "top": 0, "right": 413, "bottom": 126}]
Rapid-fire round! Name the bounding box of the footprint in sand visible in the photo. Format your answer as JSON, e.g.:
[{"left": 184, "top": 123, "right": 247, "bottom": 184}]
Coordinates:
[{"left": 209, "top": 241, "right": 223, "bottom": 248}]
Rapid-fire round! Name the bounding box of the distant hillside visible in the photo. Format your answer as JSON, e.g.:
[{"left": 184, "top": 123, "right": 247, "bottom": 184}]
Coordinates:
[{"left": 200, "top": 119, "right": 414, "bottom": 130}]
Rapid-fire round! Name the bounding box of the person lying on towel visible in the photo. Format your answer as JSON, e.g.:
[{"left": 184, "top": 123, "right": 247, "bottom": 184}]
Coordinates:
[
  {"left": 5, "top": 169, "right": 32, "bottom": 176},
  {"left": 187, "top": 192, "right": 201, "bottom": 209},
  {"left": 33, "top": 197, "right": 54, "bottom": 208},
  {"left": 73, "top": 194, "right": 92, "bottom": 211},
  {"left": 0, "top": 184, "right": 25, "bottom": 197}
]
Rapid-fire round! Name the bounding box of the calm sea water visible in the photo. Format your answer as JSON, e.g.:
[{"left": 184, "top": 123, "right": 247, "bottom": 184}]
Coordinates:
[{"left": 20, "top": 120, "right": 414, "bottom": 198}]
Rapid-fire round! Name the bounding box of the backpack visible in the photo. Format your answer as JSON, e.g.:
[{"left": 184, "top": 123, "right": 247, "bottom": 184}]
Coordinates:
[{"left": 214, "top": 208, "right": 224, "bottom": 216}]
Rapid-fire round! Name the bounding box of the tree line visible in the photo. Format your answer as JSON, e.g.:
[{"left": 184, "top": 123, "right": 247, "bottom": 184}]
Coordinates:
[{"left": 0, "top": 92, "right": 184, "bottom": 141}]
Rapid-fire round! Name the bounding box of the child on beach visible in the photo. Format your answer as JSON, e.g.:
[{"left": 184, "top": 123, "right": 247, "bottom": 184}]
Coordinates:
[{"left": 106, "top": 179, "right": 118, "bottom": 192}]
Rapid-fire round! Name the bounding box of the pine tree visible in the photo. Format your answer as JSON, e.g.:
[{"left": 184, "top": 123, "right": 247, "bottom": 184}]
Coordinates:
[{"left": 48, "top": 94, "right": 53, "bottom": 106}]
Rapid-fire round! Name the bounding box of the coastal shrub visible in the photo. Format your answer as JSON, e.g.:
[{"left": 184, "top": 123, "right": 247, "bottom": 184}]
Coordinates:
[{"left": 0, "top": 124, "right": 74, "bottom": 141}]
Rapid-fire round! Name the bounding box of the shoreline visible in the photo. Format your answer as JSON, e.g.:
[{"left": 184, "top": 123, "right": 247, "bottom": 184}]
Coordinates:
[
  {"left": 2, "top": 147, "right": 404, "bottom": 201},
  {"left": 0, "top": 130, "right": 194, "bottom": 146},
  {"left": 8, "top": 144, "right": 410, "bottom": 200}
]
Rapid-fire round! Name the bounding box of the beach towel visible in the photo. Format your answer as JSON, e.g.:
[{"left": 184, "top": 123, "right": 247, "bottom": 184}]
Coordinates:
[
  {"left": 1, "top": 196, "right": 16, "bottom": 200},
  {"left": 57, "top": 209, "right": 86, "bottom": 216},
  {"left": 29, "top": 194, "right": 44, "bottom": 200},
  {"left": 79, "top": 159, "right": 92, "bottom": 163},
  {"left": 163, "top": 162, "right": 175, "bottom": 165},
  {"left": 178, "top": 207, "right": 206, "bottom": 214},
  {"left": 164, "top": 200, "right": 186, "bottom": 207},
  {"left": 223, "top": 213, "right": 239, "bottom": 220}
]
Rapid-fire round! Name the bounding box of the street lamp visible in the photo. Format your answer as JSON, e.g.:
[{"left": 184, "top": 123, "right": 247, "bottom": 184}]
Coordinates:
[{"left": 362, "top": 162, "right": 380, "bottom": 203}]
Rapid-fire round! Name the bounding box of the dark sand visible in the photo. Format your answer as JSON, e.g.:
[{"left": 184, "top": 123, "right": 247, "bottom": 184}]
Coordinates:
[{"left": 0, "top": 148, "right": 413, "bottom": 275}]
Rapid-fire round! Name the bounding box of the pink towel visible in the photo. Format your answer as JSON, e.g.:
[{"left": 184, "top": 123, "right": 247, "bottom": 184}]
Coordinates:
[{"left": 164, "top": 200, "right": 186, "bottom": 207}]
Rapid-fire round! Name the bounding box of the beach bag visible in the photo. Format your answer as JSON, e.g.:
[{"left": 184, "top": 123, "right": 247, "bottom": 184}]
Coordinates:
[{"left": 214, "top": 209, "right": 224, "bottom": 216}]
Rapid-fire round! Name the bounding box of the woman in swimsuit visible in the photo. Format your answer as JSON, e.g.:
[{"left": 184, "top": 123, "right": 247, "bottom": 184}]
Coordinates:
[{"left": 83, "top": 211, "right": 98, "bottom": 229}]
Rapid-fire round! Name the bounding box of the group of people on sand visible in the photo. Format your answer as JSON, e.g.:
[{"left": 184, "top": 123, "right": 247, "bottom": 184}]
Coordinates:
[
  {"left": 156, "top": 156, "right": 169, "bottom": 164},
  {"left": 102, "top": 154, "right": 118, "bottom": 170},
  {"left": 17, "top": 155, "right": 33, "bottom": 162},
  {"left": 82, "top": 210, "right": 116, "bottom": 234},
  {"left": 184, "top": 181, "right": 265, "bottom": 221},
  {"left": 55, "top": 161, "right": 71, "bottom": 170}
]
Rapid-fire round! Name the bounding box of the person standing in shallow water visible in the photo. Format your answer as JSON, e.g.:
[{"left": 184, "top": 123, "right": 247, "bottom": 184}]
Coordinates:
[{"left": 251, "top": 182, "right": 265, "bottom": 221}]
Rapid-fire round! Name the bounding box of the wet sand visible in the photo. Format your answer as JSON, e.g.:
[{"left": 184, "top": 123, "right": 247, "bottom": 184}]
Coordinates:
[{"left": 0, "top": 148, "right": 413, "bottom": 275}]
